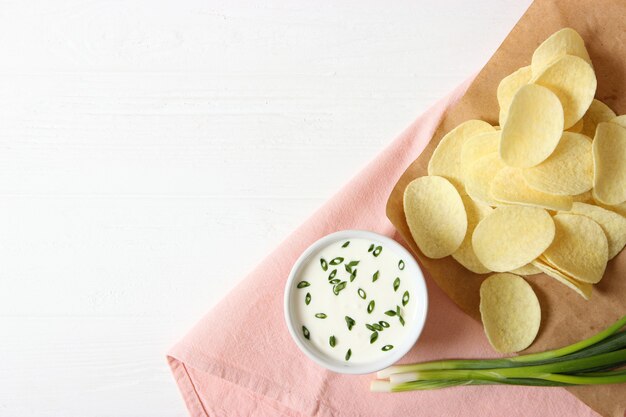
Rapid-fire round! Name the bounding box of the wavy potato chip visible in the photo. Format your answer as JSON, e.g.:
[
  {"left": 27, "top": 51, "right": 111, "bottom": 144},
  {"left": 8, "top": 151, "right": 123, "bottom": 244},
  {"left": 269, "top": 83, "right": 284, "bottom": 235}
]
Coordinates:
[
  {"left": 452, "top": 195, "right": 493, "bottom": 274},
  {"left": 538, "top": 255, "right": 598, "bottom": 299},
  {"left": 532, "top": 259, "right": 592, "bottom": 300},
  {"left": 465, "top": 153, "right": 507, "bottom": 206},
  {"left": 510, "top": 263, "right": 542, "bottom": 276},
  {"left": 460, "top": 131, "right": 501, "bottom": 180},
  {"left": 581, "top": 99, "right": 616, "bottom": 138},
  {"left": 532, "top": 55, "right": 596, "bottom": 129},
  {"left": 428, "top": 120, "right": 495, "bottom": 192},
  {"left": 538, "top": 255, "right": 565, "bottom": 271},
  {"left": 542, "top": 213, "right": 608, "bottom": 283},
  {"left": 404, "top": 176, "right": 467, "bottom": 259},
  {"left": 531, "top": 28, "right": 592, "bottom": 77},
  {"left": 563, "top": 202, "right": 626, "bottom": 259},
  {"left": 497, "top": 66, "right": 531, "bottom": 126},
  {"left": 491, "top": 167, "right": 573, "bottom": 211},
  {"left": 521, "top": 132, "right": 593, "bottom": 196},
  {"left": 593, "top": 122, "right": 626, "bottom": 205},
  {"left": 479, "top": 273, "right": 541, "bottom": 353},
  {"left": 472, "top": 206, "right": 555, "bottom": 272},
  {"left": 500, "top": 84, "right": 564, "bottom": 168}
]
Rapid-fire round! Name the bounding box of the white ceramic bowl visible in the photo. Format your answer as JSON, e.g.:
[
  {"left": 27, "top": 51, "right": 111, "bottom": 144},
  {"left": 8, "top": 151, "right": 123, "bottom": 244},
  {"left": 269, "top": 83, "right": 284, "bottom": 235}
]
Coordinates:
[{"left": 283, "top": 230, "right": 428, "bottom": 374}]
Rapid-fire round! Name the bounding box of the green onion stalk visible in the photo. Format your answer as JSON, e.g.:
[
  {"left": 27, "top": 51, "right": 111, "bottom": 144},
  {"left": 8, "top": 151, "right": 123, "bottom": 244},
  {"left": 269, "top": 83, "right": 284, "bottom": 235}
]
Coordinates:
[{"left": 372, "top": 315, "right": 626, "bottom": 392}]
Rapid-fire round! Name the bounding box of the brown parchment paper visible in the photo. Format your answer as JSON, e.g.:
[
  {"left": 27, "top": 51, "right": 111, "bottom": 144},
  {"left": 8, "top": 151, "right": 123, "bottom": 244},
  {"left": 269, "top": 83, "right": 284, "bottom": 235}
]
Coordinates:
[{"left": 386, "top": 1, "right": 626, "bottom": 416}]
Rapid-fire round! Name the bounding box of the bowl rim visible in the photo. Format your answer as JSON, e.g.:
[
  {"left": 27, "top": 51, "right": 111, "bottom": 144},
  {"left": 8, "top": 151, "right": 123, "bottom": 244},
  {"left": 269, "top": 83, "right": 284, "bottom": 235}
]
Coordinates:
[{"left": 283, "top": 229, "right": 428, "bottom": 374}]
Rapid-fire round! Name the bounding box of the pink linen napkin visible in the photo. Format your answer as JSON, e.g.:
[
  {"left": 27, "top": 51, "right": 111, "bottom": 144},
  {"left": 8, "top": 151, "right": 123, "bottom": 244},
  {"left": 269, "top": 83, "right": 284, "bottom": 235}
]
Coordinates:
[{"left": 167, "top": 78, "right": 599, "bottom": 417}]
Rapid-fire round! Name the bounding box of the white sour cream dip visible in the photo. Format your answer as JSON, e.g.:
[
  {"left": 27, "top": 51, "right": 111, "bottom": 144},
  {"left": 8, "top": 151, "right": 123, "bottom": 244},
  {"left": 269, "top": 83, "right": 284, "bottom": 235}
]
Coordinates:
[{"left": 291, "top": 237, "right": 418, "bottom": 364}]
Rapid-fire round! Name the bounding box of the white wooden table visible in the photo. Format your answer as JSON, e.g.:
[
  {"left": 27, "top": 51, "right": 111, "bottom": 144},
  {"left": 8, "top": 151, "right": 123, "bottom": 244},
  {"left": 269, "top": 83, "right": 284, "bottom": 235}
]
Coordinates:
[{"left": 0, "top": 1, "right": 532, "bottom": 415}]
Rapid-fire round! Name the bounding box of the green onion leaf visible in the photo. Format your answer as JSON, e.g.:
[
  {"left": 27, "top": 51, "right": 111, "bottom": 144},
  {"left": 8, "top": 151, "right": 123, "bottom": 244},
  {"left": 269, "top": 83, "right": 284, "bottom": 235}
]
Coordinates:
[
  {"left": 345, "top": 316, "right": 355, "bottom": 331},
  {"left": 350, "top": 269, "right": 357, "bottom": 282},
  {"left": 382, "top": 345, "right": 394, "bottom": 351},
  {"left": 373, "top": 246, "right": 383, "bottom": 257},
  {"left": 297, "top": 281, "right": 310, "bottom": 289},
  {"left": 330, "top": 257, "right": 344, "bottom": 265},
  {"left": 302, "top": 326, "right": 310, "bottom": 340},
  {"left": 393, "top": 277, "right": 401, "bottom": 292},
  {"left": 333, "top": 281, "right": 347, "bottom": 295},
  {"left": 342, "top": 241, "right": 350, "bottom": 248},
  {"left": 305, "top": 292, "right": 311, "bottom": 305},
  {"left": 345, "top": 264, "right": 353, "bottom": 274},
  {"left": 370, "top": 332, "right": 379, "bottom": 344},
  {"left": 328, "top": 269, "right": 337, "bottom": 280},
  {"left": 384, "top": 310, "right": 397, "bottom": 317},
  {"left": 320, "top": 258, "right": 328, "bottom": 271},
  {"left": 329, "top": 278, "right": 340, "bottom": 285},
  {"left": 329, "top": 335, "right": 336, "bottom": 347},
  {"left": 366, "top": 324, "right": 376, "bottom": 331},
  {"left": 315, "top": 313, "right": 327, "bottom": 319},
  {"left": 372, "top": 270, "right": 380, "bottom": 282},
  {"left": 358, "top": 288, "right": 367, "bottom": 299},
  {"left": 379, "top": 320, "right": 390, "bottom": 328},
  {"left": 402, "top": 291, "right": 410, "bottom": 306},
  {"left": 347, "top": 260, "right": 360, "bottom": 268},
  {"left": 396, "top": 305, "right": 405, "bottom": 326},
  {"left": 398, "top": 260, "right": 405, "bottom": 270},
  {"left": 345, "top": 349, "right": 352, "bottom": 361},
  {"left": 367, "top": 300, "right": 375, "bottom": 314},
  {"left": 368, "top": 244, "right": 375, "bottom": 252},
  {"left": 372, "top": 323, "right": 383, "bottom": 331}
]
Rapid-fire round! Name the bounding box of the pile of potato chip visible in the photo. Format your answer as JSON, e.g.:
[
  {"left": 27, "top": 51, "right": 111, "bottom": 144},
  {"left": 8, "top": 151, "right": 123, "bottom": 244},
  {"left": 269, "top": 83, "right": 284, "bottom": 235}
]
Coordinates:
[{"left": 403, "top": 28, "right": 626, "bottom": 353}]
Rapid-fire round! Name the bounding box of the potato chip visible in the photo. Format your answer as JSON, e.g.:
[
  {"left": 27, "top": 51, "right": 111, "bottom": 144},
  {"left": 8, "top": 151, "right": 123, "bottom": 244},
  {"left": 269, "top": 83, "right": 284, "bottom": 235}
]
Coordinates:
[
  {"left": 594, "top": 199, "right": 626, "bottom": 218},
  {"left": 540, "top": 226, "right": 607, "bottom": 283},
  {"left": 542, "top": 213, "right": 608, "bottom": 283},
  {"left": 404, "top": 176, "right": 467, "bottom": 259},
  {"left": 428, "top": 120, "right": 495, "bottom": 192},
  {"left": 537, "top": 255, "right": 566, "bottom": 273},
  {"left": 510, "top": 263, "right": 542, "bottom": 276},
  {"left": 452, "top": 195, "right": 493, "bottom": 274},
  {"left": 500, "top": 84, "right": 564, "bottom": 168},
  {"left": 472, "top": 206, "right": 555, "bottom": 272},
  {"left": 563, "top": 202, "right": 626, "bottom": 259},
  {"left": 592, "top": 122, "right": 626, "bottom": 205},
  {"left": 497, "top": 66, "right": 531, "bottom": 126},
  {"left": 465, "top": 153, "right": 507, "bottom": 206},
  {"left": 581, "top": 99, "right": 616, "bottom": 137},
  {"left": 460, "top": 131, "right": 501, "bottom": 180},
  {"left": 610, "top": 115, "right": 626, "bottom": 129},
  {"left": 532, "top": 259, "right": 592, "bottom": 300},
  {"left": 538, "top": 255, "right": 597, "bottom": 300},
  {"left": 521, "top": 132, "right": 593, "bottom": 195},
  {"left": 532, "top": 55, "right": 596, "bottom": 129},
  {"left": 531, "top": 28, "right": 592, "bottom": 76},
  {"left": 491, "top": 167, "right": 573, "bottom": 211},
  {"left": 479, "top": 273, "right": 541, "bottom": 353}
]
